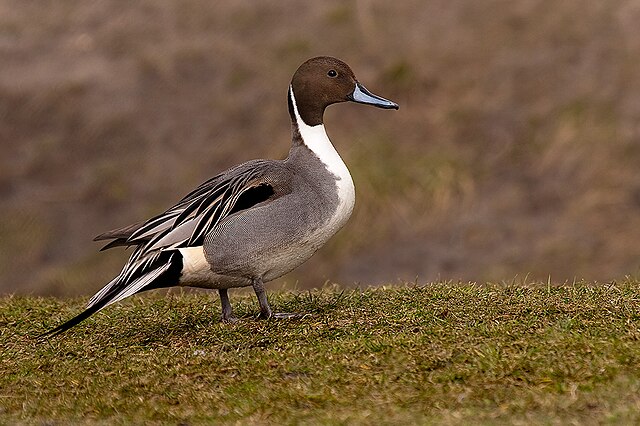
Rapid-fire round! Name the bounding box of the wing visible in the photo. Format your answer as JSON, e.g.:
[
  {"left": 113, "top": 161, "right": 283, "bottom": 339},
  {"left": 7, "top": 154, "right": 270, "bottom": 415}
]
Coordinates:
[{"left": 95, "top": 159, "right": 288, "bottom": 253}]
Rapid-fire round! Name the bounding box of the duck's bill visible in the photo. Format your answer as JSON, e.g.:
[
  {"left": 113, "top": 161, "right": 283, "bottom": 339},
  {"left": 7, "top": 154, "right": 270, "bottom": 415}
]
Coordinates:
[{"left": 349, "top": 82, "right": 399, "bottom": 110}]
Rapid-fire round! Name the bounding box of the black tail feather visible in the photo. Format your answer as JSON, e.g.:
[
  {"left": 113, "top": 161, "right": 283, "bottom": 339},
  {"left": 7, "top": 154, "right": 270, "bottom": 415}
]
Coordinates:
[
  {"left": 37, "top": 303, "right": 105, "bottom": 340},
  {"left": 38, "top": 251, "right": 183, "bottom": 340}
]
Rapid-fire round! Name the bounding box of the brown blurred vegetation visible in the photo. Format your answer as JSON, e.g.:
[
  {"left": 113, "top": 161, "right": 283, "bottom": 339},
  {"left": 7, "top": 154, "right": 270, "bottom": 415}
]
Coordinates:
[{"left": 1, "top": 0, "right": 639, "bottom": 296}]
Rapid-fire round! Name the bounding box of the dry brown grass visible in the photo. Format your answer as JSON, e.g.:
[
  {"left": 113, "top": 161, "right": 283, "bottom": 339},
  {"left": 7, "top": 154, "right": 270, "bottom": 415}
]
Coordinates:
[{"left": 1, "top": 0, "right": 639, "bottom": 295}]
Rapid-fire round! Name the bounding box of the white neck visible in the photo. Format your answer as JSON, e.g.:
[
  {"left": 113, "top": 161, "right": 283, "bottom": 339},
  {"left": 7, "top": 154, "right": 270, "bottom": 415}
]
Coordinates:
[
  {"left": 289, "top": 86, "right": 350, "bottom": 181},
  {"left": 289, "top": 86, "right": 355, "bottom": 229}
]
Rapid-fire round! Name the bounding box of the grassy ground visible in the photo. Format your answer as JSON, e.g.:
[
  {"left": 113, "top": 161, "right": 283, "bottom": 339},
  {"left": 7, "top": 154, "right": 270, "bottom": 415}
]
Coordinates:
[{"left": 2, "top": 280, "right": 640, "bottom": 424}]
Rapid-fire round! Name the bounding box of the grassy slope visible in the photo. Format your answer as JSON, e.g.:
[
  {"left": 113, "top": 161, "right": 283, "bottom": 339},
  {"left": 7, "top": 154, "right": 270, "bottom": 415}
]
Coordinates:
[{"left": 2, "top": 280, "right": 640, "bottom": 424}]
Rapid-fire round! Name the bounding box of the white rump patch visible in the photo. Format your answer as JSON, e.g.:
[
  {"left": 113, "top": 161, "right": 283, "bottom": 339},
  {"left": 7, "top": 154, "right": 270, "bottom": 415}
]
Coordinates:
[{"left": 178, "top": 246, "right": 215, "bottom": 285}]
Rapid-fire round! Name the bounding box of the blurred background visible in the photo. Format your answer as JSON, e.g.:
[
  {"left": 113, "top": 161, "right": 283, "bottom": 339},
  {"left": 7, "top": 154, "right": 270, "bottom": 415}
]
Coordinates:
[{"left": 1, "top": 0, "right": 640, "bottom": 296}]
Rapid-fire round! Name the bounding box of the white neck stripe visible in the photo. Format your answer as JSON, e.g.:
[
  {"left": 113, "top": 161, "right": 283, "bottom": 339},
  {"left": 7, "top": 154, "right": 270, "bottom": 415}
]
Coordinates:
[
  {"left": 288, "top": 86, "right": 355, "bottom": 232},
  {"left": 289, "top": 86, "right": 343, "bottom": 176}
]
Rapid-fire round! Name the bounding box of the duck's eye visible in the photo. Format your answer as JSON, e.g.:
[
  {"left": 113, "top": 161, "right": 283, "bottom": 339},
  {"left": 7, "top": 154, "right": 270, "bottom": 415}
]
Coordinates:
[{"left": 327, "top": 70, "right": 337, "bottom": 78}]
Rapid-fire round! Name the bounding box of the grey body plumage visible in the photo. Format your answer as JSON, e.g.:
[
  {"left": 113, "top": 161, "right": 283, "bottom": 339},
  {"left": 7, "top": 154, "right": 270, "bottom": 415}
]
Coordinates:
[{"left": 42, "top": 56, "right": 398, "bottom": 337}]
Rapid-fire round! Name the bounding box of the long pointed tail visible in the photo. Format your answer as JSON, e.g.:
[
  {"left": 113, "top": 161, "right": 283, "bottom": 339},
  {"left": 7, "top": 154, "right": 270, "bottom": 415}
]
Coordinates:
[{"left": 39, "top": 251, "right": 183, "bottom": 339}]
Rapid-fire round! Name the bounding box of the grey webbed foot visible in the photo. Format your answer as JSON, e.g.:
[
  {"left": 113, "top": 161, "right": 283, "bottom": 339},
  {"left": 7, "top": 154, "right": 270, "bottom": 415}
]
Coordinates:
[
  {"left": 218, "top": 289, "right": 237, "bottom": 323},
  {"left": 252, "top": 278, "right": 305, "bottom": 320},
  {"left": 253, "top": 278, "right": 275, "bottom": 319}
]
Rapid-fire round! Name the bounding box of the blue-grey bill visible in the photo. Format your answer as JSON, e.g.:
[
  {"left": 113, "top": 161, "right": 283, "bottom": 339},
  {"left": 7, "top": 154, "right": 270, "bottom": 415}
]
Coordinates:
[{"left": 350, "top": 82, "right": 399, "bottom": 110}]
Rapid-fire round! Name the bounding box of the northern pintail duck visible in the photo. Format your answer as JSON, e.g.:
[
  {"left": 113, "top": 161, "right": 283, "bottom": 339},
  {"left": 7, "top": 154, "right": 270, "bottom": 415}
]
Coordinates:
[{"left": 43, "top": 56, "right": 398, "bottom": 337}]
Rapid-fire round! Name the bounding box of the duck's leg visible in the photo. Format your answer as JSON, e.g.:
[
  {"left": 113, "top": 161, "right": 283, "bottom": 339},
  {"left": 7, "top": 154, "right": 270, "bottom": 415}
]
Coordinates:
[
  {"left": 252, "top": 278, "right": 302, "bottom": 320},
  {"left": 252, "top": 278, "right": 273, "bottom": 319},
  {"left": 218, "top": 289, "right": 236, "bottom": 322}
]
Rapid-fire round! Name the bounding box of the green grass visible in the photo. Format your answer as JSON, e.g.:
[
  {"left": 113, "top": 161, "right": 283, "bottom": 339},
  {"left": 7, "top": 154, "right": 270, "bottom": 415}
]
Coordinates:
[{"left": 2, "top": 280, "right": 640, "bottom": 424}]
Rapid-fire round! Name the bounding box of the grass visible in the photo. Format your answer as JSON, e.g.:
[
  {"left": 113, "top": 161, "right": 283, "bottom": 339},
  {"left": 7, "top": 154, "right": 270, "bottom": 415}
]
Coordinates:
[{"left": 2, "top": 279, "right": 640, "bottom": 424}]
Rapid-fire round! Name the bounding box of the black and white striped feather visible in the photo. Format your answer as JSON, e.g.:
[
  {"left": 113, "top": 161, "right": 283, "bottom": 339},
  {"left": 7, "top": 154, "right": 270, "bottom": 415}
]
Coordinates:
[{"left": 99, "top": 161, "right": 276, "bottom": 251}]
